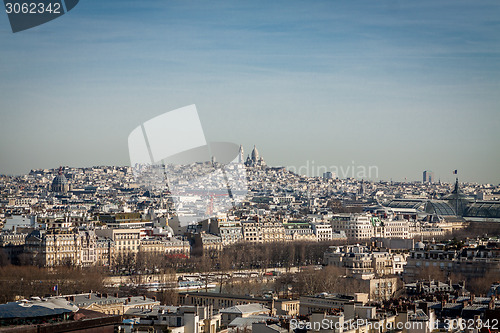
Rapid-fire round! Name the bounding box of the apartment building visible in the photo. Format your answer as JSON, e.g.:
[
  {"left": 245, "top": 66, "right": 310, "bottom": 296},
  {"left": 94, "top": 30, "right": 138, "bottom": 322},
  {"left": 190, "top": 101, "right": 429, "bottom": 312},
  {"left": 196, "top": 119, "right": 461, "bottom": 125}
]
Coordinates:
[
  {"left": 283, "top": 222, "right": 316, "bottom": 242},
  {"left": 331, "top": 213, "right": 374, "bottom": 240},
  {"left": 192, "top": 232, "right": 223, "bottom": 257},
  {"left": 405, "top": 241, "right": 500, "bottom": 280},
  {"left": 125, "top": 305, "right": 221, "bottom": 333},
  {"left": 324, "top": 244, "right": 406, "bottom": 278},
  {"left": 383, "top": 219, "right": 410, "bottom": 239},
  {"left": 241, "top": 219, "right": 285, "bottom": 243},
  {"left": 324, "top": 244, "right": 374, "bottom": 278},
  {"left": 95, "top": 228, "right": 142, "bottom": 255},
  {"left": 139, "top": 237, "right": 190, "bottom": 256},
  {"left": 209, "top": 220, "right": 243, "bottom": 246},
  {"left": 241, "top": 220, "right": 260, "bottom": 243},
  {"left": 311, "top": 223, "right": 333, "bottom": 242},
  {"left": 260, "top": 220, "right": 285, "bottom": 243},
  {"left": 95, "top": 237, "right": 114, "bottom": 266},
  {"left": 24, "top": 229, "right": 97, "bottom": 267}
]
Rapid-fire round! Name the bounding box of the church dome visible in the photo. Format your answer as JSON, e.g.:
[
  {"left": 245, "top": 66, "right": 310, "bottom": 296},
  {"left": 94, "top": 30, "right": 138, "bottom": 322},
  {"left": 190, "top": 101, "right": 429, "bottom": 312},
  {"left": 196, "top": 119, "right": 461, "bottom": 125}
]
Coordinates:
[
  {"left": 51, "top": 168, "right": 69, "bottom": 193},
  {"left": 251, "top": 145, "right": 259, "bottom": 160}
]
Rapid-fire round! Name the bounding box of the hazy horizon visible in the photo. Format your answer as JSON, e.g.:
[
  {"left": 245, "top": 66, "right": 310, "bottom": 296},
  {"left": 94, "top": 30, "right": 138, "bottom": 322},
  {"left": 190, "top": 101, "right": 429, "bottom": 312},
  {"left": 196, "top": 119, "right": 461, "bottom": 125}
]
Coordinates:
[{"left": 1, "top": 1, "right": 499, "bottom": 184}]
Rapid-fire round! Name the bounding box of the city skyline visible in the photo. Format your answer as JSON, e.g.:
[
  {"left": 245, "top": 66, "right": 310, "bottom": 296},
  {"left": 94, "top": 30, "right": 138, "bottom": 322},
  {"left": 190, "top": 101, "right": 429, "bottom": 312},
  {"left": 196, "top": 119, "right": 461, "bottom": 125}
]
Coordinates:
[
  {"left": 0, "top": 157, "right": 486, "bottom": 187},
  {"left": 0, "top": 1, "right": 499, "bottom": 184}
]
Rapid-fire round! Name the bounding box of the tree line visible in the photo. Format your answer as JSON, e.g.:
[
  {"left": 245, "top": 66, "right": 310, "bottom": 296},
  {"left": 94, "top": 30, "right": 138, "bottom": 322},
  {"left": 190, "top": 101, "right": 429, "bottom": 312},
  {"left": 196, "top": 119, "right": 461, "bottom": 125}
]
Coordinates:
[{"left": 0, "top": 265, "right": 105, "bottom": 303}]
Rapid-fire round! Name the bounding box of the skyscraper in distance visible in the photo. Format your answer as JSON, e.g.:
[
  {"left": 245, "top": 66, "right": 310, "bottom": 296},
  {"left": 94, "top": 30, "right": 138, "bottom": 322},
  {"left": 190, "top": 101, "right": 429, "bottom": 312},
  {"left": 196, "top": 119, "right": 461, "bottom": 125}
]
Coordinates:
[{"left": 423, "top": 170, "right": 434, "bottom": 183}]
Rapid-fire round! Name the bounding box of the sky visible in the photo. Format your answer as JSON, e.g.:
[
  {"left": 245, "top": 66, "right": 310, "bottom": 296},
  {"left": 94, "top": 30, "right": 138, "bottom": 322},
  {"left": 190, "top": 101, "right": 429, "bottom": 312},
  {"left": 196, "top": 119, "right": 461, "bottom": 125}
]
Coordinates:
[{"left": 0, "top": 0, "right": 499, "bottom": 184}]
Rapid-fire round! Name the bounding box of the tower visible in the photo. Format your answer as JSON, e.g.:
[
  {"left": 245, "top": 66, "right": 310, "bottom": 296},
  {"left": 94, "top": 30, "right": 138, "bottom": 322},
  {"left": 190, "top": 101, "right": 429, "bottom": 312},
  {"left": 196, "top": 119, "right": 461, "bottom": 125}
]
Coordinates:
[
  {"left": 358, "top": 179, "right": 365, "bottom": 196},
  {"left": 238, "top": 145, "right": 244, "bottom": 164},
  {"left": 423, "top": 170, "right": 434, "bottom": 183}
]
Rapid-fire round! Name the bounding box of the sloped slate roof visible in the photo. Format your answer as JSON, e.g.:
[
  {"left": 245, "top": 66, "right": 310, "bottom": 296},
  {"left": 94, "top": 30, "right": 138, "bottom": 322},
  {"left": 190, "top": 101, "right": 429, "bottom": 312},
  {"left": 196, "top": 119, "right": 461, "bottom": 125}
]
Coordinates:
[
  {"left": 0, "top": 298, "right": 78, "bottom": 319},
  {"left": 220, "top": 303, "right": 269, "bottom": 315}
]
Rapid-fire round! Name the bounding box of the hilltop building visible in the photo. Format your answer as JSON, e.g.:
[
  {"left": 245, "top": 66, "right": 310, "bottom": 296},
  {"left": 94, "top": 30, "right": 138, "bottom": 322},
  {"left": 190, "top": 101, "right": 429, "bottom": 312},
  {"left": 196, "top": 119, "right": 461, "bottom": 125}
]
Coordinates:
[{"left": 245, "top": 145, "right": 266, "bottom": 168}]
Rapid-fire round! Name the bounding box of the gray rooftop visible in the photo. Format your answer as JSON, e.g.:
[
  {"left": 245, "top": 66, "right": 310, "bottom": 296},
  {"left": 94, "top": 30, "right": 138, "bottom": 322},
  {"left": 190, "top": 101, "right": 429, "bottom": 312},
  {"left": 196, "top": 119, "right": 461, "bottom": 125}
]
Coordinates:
[
  {"left": 0, "top": 298, "right": 78, "bottom": 319},
  {"left": 67, "top": 293, "right": 158, "bottom": 308},
  {"left": 228, "top": 314, "right": 272, "bottom": 327},
  {"left": 220, "top": 303, "right": 269, "bottom": 315}
]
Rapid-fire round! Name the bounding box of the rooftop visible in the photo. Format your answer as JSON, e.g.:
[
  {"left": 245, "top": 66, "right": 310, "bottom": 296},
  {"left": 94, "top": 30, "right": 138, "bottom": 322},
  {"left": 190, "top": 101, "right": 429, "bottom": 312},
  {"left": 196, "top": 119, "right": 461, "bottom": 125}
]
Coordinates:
[{"left": 0, "top": 298, "right": 77, "bottom": 319}]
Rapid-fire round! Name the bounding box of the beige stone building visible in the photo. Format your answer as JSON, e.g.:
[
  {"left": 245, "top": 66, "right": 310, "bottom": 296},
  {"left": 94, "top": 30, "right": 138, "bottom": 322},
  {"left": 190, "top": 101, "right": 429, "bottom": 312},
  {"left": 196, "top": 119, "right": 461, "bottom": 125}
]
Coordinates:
[
  {"left": 95, "top": 237, "right": 114, "bottom": 266},
  {"left": 193, "top": 232, "right": 223, "bottom": 257},
  {"left": 331, "top": 214, "right": 375, "bottom": 240},
  {"left": 139, "top": 237, "right": 190, "bottom": 256},
  {"left": 95, "top": 228, "right": 141, "bottom": 255},
  {"left": 283, "top": 222, "right": 316, "bottom": 242},
  {"left": 241, "top": 219, "right": 285, "bottom": 243},
  {"left": 324, "top": 244, "right": 405, "bottom": 278},
  {"left": 24, "top": 229, "right": 97, "bottom": 267},
  {"left": 260, "top": 220, "right": 285, "bottom": 243},
  {"left": 178, "top": 291, "right": 299, "bottom": 316}
]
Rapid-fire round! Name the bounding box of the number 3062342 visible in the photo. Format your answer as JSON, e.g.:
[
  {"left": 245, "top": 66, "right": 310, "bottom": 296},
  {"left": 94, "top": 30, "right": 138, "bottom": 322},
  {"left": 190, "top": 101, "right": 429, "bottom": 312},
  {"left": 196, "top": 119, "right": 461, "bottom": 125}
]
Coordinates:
[{"left": 5, "top": 2, "right": 61, "bottom": 14}]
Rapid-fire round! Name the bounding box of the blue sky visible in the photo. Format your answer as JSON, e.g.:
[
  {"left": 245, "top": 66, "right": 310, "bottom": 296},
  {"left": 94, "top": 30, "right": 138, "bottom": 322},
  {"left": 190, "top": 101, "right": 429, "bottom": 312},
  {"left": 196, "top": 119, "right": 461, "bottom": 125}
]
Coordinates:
[{"left": 0, "top": 0, "right": 499, "bottom": 183}]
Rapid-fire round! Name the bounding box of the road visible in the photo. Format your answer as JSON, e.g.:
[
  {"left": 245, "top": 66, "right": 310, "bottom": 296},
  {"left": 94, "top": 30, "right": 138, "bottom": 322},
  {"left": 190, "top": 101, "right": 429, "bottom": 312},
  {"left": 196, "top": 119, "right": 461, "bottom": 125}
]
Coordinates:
[{"left": 103, "top": 266, "right": 312, "bottom": 286}]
